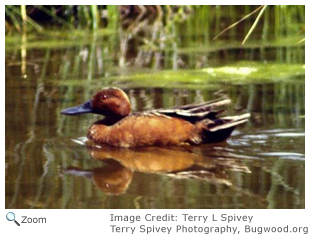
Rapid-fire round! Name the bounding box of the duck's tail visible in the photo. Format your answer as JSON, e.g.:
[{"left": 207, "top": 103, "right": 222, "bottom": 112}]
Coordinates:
[{"left": 195, "top": 113, "right": 250, "bottom": 144}]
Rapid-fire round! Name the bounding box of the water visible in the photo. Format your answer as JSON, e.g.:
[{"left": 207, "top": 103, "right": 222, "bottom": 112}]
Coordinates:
[{"left": 5, "top": 11, "right": 305, "bottom": 209}]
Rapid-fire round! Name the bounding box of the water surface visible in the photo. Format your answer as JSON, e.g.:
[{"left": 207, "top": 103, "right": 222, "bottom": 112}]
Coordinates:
[{"left": 5, "top": 14, "right": 305, "bottom": 209}]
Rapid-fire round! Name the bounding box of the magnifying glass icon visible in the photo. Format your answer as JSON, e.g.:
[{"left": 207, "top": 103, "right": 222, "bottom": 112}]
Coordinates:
[{"left": 6, "top": 212, "right": 20, "bottom": 226}]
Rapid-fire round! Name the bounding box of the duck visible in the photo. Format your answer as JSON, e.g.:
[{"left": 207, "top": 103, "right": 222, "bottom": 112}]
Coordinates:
[{"left": 61, "top": 87, "right": 250, "bottom": 148}]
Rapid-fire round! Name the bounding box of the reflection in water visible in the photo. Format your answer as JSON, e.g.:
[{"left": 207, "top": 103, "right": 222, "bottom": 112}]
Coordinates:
[
  {"left": 5, "top": 6, "right": 304, "bottom": 208},
  {"left": 63, "top": 143, "right": 251, "bottom": 195},
  {"left": 65, "top": 162, "right": 133, "bottom": 195},
  {"left": 5, "top": 78, "right": 305, "bottom": 208}
]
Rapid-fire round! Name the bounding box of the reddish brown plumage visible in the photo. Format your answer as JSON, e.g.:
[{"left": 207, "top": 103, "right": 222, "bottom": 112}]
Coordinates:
[
  {"left": 88, "top": 114, "right": 200, "bottom": 147},
  {"left": 91, "top": 88, "right": 131, "bottom": 120},
  {"left": 61, "top": 87, "right": 250, "bottom": 148}
]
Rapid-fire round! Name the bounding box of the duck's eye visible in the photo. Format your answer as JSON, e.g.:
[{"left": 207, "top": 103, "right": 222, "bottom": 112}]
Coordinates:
[{"left": 100, "top": 95, "right": 108, "bottom": 101}]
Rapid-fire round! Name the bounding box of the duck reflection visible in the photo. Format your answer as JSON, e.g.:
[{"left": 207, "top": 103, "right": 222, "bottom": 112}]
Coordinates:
[{"left": 63, "top": 142, "right": 251, "bottom": 195}]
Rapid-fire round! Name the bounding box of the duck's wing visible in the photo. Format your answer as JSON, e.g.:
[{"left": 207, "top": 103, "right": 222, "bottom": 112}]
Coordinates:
[
  {"left": 139, "top": 98, "right": 250, "bottom": 143},
  {"left": 148, "top": 98, "right": 232, "bottom": 123}
]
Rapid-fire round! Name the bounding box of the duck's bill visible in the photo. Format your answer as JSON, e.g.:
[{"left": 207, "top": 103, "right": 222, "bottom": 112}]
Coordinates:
[{"left": 61, "top": 100, "right": 95, "bottom": 115}]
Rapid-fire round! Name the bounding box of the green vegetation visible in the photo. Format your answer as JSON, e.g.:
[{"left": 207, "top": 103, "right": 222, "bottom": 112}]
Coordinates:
[
  {"left": 5, "top": 5, "right": 305, "bottom": 87},
  {"left": 5, "top": 5, "right": 305, "bottom": 43},
  {"left": 5, "top": 5, "right": 305, "bottom": 209}
]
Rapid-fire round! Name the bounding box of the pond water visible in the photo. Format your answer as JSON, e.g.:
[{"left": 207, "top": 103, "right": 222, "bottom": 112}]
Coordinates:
[{"left": 5, "top": 12, "right": 305, "bottom": 209}]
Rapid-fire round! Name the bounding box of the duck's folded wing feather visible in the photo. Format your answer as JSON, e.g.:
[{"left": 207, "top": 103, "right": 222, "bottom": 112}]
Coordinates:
[{"left": 149, "top": 98, "right": 231, "bottom": 122}]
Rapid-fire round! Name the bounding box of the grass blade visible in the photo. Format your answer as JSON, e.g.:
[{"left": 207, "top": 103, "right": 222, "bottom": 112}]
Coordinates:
[
  {"left": 242, "top": 5, "right": 268, "bottom": 45},
  {"left": 212, "top": 5, "right": 264, "bottom": 41}
]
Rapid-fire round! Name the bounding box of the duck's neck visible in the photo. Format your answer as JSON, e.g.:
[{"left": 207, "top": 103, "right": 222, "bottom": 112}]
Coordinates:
[{"left": 95, "top": 116, "right": 126, "bottom": 126}]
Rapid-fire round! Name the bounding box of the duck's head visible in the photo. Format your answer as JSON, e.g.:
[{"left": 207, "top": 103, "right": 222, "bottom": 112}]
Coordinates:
[{"left": 61, "top": 87, "right": 131, "bottom": 119}]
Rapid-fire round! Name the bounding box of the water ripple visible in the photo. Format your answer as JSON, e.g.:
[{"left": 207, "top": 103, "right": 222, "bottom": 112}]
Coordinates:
[{"left": 258, "top": 152, "right": 305, "bottom": 161}]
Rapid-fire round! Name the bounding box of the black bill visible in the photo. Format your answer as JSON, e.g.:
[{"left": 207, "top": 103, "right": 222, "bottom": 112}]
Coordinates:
[{"left": 61, "top": 100, "right": 95, "bottom": 115}]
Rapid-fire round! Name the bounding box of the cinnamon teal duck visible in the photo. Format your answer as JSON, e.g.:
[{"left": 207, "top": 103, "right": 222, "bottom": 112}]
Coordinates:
[{"left": 61, "top": 87, "right": 250, "bottom": 148}]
